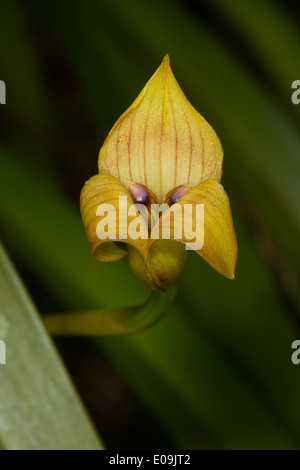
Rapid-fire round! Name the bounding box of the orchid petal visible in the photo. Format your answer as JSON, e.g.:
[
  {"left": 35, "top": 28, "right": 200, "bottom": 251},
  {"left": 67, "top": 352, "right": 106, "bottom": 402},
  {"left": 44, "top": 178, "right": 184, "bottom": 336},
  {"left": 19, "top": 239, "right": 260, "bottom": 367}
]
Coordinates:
[
  {"left": 80, "top": 173, "right": 149, "bottom": 262},
  {"left": 150, "top": 178, "right": 238, "bottom": 279}
]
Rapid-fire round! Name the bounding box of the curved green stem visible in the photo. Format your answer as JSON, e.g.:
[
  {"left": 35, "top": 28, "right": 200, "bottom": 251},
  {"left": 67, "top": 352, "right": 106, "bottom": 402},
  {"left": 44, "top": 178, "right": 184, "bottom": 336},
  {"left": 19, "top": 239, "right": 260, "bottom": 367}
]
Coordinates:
[{"left": 43, "top": 287, "right": 177, "bottom": 336}]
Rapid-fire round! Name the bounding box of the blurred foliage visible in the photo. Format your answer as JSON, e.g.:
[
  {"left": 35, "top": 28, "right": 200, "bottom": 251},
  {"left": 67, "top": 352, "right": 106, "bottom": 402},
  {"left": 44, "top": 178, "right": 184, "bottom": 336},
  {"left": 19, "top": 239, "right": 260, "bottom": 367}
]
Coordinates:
[
  {"left": 1, "top": 0, "right": 300, "bottom": 449},
  {"left": 0, "top": 243, "right": 103, "bottom": 450}
]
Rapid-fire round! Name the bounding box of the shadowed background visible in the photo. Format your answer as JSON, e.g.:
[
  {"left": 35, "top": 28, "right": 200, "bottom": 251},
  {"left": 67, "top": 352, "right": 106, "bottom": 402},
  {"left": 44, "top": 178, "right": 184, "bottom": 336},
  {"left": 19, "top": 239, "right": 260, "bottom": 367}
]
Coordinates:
[{"left": 1, "top": 0, "right": 300, "bottom": 449}]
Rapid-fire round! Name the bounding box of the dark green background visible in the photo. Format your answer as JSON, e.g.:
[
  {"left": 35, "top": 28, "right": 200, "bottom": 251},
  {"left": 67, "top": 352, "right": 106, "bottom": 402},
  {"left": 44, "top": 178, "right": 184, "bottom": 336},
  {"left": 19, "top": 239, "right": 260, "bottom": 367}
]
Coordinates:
[{"left": 1, "top": 0, "right": 300, "bottom": 449}]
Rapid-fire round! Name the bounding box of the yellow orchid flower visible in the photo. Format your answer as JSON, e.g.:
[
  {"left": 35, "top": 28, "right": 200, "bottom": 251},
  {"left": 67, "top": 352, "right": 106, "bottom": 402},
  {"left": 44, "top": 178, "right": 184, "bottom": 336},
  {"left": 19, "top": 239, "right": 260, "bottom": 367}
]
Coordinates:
[{"left": 80, "top": 55, "right": 237, "bottom": 291}]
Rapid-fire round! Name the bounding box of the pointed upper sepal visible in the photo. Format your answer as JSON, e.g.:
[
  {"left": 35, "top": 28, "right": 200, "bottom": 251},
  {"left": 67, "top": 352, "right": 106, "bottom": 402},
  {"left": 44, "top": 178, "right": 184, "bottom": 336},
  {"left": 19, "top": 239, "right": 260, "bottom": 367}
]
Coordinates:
[{"left": 99, "top": 55, "right": 223, "bottom": 203}]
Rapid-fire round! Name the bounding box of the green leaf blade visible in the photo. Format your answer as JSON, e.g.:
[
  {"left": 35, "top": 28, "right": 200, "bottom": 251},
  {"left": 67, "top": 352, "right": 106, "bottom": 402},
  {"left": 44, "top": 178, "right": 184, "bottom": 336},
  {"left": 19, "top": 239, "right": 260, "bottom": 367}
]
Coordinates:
[{"left": 0, "top": 243, "right": 104, "bottom": 450}]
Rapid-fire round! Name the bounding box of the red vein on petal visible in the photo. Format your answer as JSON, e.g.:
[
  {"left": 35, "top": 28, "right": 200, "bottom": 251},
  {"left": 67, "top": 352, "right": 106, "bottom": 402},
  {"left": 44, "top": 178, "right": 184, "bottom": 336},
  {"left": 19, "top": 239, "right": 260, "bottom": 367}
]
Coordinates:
[
  {"left": 115, "top": 117, "right": 123, "bottom": 181},
  {"left": 143, "top": 101, "right": 151, "bottom": 188},
  {"left": 143, "top": 88, "right": 161, "bottom": 190},
  {"left": 168, "top": 95, "right": 178, "bottom": 188},
  {"left": 128, "top": 109, "right": 138, "bottom": 182},
  {"left": 159, "top": 74, "right": 168, "bottom": 203},
  {"left": 214, "top": 138, "right": 222, "bottom": 180},
  {"left": 184, "top": 109, "right": 193, "bottom": 184},
  {"left": 199, "top": 123, "right": 205, "bottom": 180}
]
